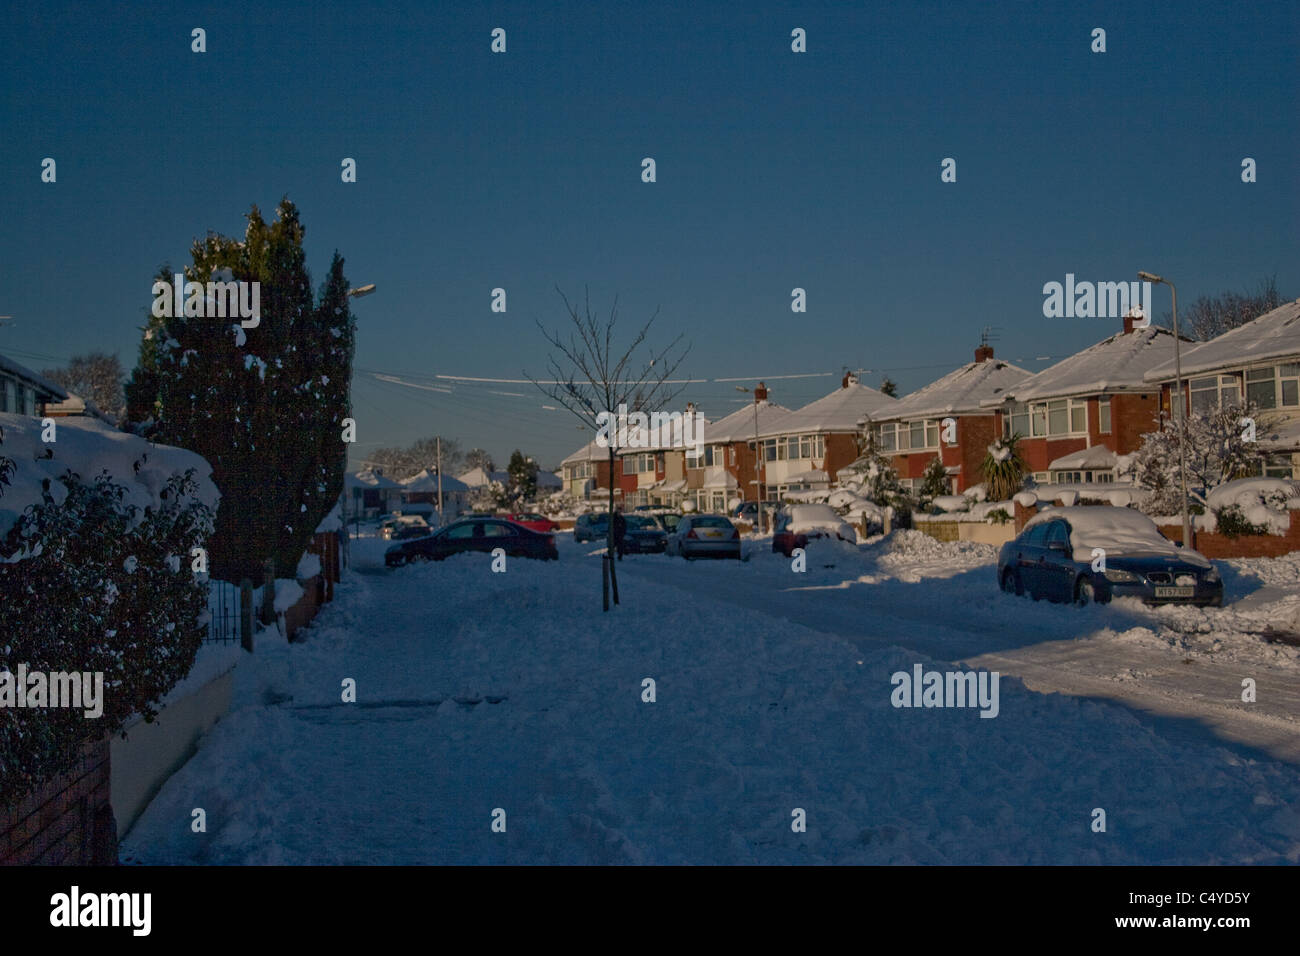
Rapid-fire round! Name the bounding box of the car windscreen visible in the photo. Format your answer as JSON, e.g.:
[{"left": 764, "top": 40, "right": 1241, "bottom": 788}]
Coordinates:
[
  {"left": 691, "top": 516, "right": 731, "bottom": 528},
  {"left": 625, "top": 516, "right": 657, "bottom": 529}
]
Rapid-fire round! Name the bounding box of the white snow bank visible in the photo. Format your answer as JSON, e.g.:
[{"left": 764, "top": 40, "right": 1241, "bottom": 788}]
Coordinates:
[
  {"left": 1206, "top": 477, "right": 1299, "bottom": 535},
  {"left": 930, "top": 495, "right": 969, "bottom": 513},
  {"left": 296, "top": 552, "right": 322, "bottom": 580},
  {"left": 1013, "top": 491, "right": 1038, "bottom": 508},
  {"left": 0, "top": 413, "right": 218, "bottom": 558},
  {"left": 273, "top": 578, "right": 305, "bottom": 612}
]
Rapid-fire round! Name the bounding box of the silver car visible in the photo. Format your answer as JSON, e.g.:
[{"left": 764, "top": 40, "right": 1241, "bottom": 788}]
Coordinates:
[{"left": 666, "top": 514, "right": 742, "bottom": 560}]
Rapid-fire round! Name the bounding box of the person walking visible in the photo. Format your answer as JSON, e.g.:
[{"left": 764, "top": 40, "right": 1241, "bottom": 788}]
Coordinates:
[{"left": 613, "top": 509, "right": 627, "bottom": 560}]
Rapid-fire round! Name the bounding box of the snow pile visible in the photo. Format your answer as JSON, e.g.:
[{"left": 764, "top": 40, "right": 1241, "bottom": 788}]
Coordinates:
[
  {"left": 273, "top": 579, "right": 305, "bottom": 613},
  {"left": 1013, "top": 491, "right": 1038, "bottom": 508},
  {"left": 0, "top": 412, "right": 218, "bottom": 552},
  {"left": 296, "top": 552, "right": 322, "bottom": 580},
  {"left": 930, "top": 495, "right": 969, "bottom": 513},
  {"left": 1206, "top": 478, "right": 1300, "bottom": 535}
]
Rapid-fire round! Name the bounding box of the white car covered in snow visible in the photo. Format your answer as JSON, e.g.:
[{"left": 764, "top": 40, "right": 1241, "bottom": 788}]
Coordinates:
[{"left": 772, "top": 503, "right": 858, "bottom": 556}]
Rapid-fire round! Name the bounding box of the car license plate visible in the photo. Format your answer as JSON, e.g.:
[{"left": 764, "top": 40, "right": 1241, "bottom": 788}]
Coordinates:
[
  {"left": 1154, "top": 586, "right": 1195, "bottom": 598},
  {"left": 702, "top": 530, "right": 722, "bottom": 538}
]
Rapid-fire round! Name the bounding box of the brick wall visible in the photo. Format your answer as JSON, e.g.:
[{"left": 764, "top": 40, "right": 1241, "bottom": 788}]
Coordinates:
[
  {"left": 1156, "top": 514, "right": 1300, "bottom": 559},
  {"left": 1, "top": 737, "right": 116, "bottom": 865}
]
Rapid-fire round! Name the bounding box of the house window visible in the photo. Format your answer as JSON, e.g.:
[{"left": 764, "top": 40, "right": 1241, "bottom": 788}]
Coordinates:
[
  {"left": 1006, "top": 403, "right": 1030, "bottom": 440},
  {"left": 1246, "top": 366, "right": 1278, "bottom": 409},
  {"left": 1031, "top": 405, "right": 1047, "bottom": 437},
  {"left": 877, "top": 424, "right": 897, "bottom": 452},
  {"left": 0, "top": 377, "right": 11, "bottom": 413},
  {"left": 622, "top": 457, "right": 636, "bottom": 475},
  {"left": 1098, "top": 397, "right": 1111, "bottom": 434}
]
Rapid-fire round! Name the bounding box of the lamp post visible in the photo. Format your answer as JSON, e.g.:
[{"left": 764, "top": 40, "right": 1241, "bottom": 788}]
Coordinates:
[
  {"left": 735, "top": 385, "right": 765, "bottom": 535},
  {"left": 344, "top": 284, "right": 376, "bottom": 545},
  {"left": 1138, "top": 271, "right": 1191, "bottom": 549}
]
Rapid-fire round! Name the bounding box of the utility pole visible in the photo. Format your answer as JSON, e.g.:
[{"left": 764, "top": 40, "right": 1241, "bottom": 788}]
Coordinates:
[
  {"left": 436, "top": 437, "right": 444, "bottom": 523},
  {"left": 1138, "top": 271, "right": 1192, "bottom": 549}
]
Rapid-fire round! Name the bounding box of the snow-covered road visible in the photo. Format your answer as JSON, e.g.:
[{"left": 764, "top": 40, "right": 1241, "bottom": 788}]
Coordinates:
[{"left": 122, "top": 531, "right": 1300, "bottom": 864}]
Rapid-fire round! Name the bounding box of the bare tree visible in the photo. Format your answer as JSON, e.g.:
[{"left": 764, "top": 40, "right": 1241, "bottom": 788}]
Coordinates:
[
  {"left": 1157, "top": 275, "right": 1285, "bottom": 342},
  {"left": 42, "top": 352, "right": 125, "bottom": 421},
  {"left": 530, "top": 287, "right": 690, "bottom": 610}
]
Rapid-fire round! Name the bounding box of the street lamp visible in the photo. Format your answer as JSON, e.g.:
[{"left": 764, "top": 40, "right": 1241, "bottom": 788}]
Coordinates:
[
  {"left": 735, "top": 385, "right": 765, "bottom": 535},
  {"left": 1138, "top": 270, "right": 1192, "bottom": 549}
]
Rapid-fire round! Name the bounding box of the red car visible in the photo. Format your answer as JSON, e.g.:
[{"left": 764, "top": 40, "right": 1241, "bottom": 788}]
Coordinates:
[{"left": 506, "top": 513, "right": 559, "bottom": 533}]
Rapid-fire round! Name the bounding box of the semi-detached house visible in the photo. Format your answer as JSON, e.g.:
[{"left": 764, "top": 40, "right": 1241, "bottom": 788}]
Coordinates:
[
  {"left": 980, "top": 313, "right": 1179, "bottom": 484},
  {"left": 872, "top": 344, "right": 1030, "bottom": 494},
  {"left": 0, "top": 353, "right": 67, "bottom": 416},
  {"left": 1142, "top": 298, "right": 1300, "bottom": 479}
]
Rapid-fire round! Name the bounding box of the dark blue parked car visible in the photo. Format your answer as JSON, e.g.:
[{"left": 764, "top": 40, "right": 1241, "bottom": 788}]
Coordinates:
[
  {"left": 997, "top": 507, "right": 1222, "bottom": 607},
  {"left": 620, "top": 514, "right": 668, "bottom": 554}
]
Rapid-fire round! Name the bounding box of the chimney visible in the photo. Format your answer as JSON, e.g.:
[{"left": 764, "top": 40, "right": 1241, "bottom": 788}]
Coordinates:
[
  {"left": 841, "top": 371, "right": 859, "bottom": 388},
  {"left": 1122, "top": 305, "right": 1145, "bottom": 335},
  {"left": 974, "top": 344, "right": 994, "bottom": 363},
  {"left": 753, "top": 382, "right": 768, "bottom": 403}
]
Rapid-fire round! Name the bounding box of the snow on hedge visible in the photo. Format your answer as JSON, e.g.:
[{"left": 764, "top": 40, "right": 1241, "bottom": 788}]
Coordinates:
[
  {"left": 1205, "top": 477, "right": 1300, "bottom": 535},
  {"left": 0, "top": 413, "right": 219, "bottom": 556}
]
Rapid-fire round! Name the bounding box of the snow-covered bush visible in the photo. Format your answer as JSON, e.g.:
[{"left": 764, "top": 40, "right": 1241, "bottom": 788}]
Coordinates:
[
  {"left": 1204, "top": 477, "right": 1299, "bottom": 536},
  {"left": 0, "top": 427, "right": 214, "bottom": 806},
  {"left": 1131, "top": 404, "right": 1272, "bottom": 516}
]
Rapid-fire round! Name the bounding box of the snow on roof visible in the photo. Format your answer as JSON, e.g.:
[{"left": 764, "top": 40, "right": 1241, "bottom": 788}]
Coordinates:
[
  {"left": 882, "top": 358, "right": 1031, "bottom": 420},
  {"left": 1144, "top": 299, "right": 1300, "bottom": 381},
  {"left": 0, "top": 412, "right": 219, "bottom": 553},
  {"left": 984, "top": 327, "right": 1180, "bottom": 404},
  {"left": 560, "top": 441, "right": 606, "bottom": 466},
  {"left": 400, "top": 468, "right": 470, "bottom": 493},
  {"left": 784, "top": 469, "right": 829, "bottom": 484},
  {"left": 1025, "top": 505, "right": 1202, "bottom": 562},
  {"left": 1047, "top": 445, "right": 1118, "bottom": 471},
  {"left": 345, "top": 468, "right": 402, "bottom": 490},
  {"left": 701, "top": 467, "right": 738, "bottom": 489},
  {"left": 705, "top": 400, "right": 794, "bottom": 443},
  {"left": 0, "top": 352, "right": 69, "bottom": 401},
  {"left": 754, "top": 383, "right": 898, "bottom": 439},
  {"left": 456, "top": 466, "right": 509, "bottom": 486}
]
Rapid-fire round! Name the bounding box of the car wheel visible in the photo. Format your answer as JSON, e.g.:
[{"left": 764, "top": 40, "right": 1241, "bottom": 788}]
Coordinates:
[
  {"left": 1000, "top": 568, "right": 1021, "bottom": 596},
  {"left": 1075, "top": 576, "right": 1095, "bottom": 607}
]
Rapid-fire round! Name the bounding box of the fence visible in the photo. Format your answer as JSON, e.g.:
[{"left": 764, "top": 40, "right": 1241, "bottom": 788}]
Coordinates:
[{"left": 205, "top": 578, "right": 254, "bottom": 648}]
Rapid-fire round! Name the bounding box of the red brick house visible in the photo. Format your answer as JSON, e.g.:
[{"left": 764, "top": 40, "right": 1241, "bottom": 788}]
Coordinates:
[
  {"left": 873, "top": 345, "right": 1030, "bottom": 494},
  {"left": 980, "top": 314, "right": 1181, "bottom": 485},
  {"left": 1142, "top": 298, "right": 1300, "bottom": 480},
  {"left": 691, "top": 385, "right": 794, "bottom": 510}
]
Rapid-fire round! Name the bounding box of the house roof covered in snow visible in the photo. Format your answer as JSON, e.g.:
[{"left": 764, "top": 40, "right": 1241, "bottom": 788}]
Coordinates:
[
  {"left": 881, "top": 357, "right": 1031, "bottom": 420},
  {"left": 400, "top": 468, "right": 470, "bottom": 493},
  {"left": 560, "top": 441, "right": 607, "bottom": 467},
  {"left": 0, "top": 352, "right": 69, "bottom": 401},
  {"left": 752, "top": 382, "right": 898, "bottom": 439},
  {"left": 345, "top": 468, "right": 402, "bottom": 490},
  {"left": 456, "top": 466, "right": 509, "bottom": 486},
  {"left": 705, "top": 400, "right": 795, "bottom": 443},
  {"left": 1048, "top": 445, "right": 1118, "bottom": 471},
  {"left": 983, "top": 326, "right": 1181, "bottom": 405},
  {"left": 1143, "top": 299, "right": 1300, "bottom": 381}
]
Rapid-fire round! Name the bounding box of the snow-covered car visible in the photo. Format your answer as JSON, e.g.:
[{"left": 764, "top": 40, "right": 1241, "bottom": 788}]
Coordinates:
[
  {"left": 666, "top": 514, "right": 742, "bottom": 560},
  {"left": 997, "top": 507, "right": 1222, "bottom": 607},
  {"left": 771, "top": 504, "right": 858, "bottom": 556}
]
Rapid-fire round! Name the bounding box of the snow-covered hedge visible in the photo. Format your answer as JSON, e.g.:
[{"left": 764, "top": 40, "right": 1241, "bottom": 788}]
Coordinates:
[{"left": 0, "top": 416, "right": 217, "bottom": 805}]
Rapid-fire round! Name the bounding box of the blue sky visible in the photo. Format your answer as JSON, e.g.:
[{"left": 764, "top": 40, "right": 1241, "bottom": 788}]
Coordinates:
[{"left": 2, "top": 0, "right": 1296, "bottom": 469}]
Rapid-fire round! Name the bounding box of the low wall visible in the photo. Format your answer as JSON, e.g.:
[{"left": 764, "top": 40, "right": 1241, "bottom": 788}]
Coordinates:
[
  {"left": 1, "top": 737, "right": 116, "bottom": 865},
  {"left": 111, "top": 668, "right": 235, "bottom": 839}
]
